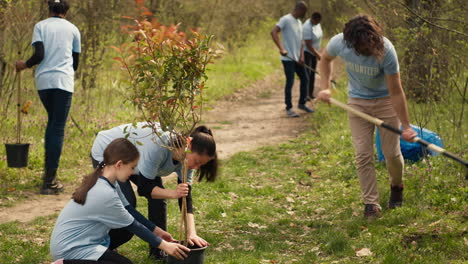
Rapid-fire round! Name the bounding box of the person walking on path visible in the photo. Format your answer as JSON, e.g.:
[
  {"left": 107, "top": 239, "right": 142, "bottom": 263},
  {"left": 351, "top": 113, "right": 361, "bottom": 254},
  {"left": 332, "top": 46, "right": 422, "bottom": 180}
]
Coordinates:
[
  {"left": 50, "top": 138, "right": 189, "bottom": 264},
  {"left": 91, "top": 122, "right": 217, "bottom": 260},
  {"left": 317, "top": 14, "right": 417, "bottom": 219},
  {"left": 303, "top": 12, "right": 323, "bottom": 100},
  {"left": 271, "top": 1, "right": 314, "bottom": 118},
  {"left": 16, "top": 0, "right": 81, "bottom": 195}
]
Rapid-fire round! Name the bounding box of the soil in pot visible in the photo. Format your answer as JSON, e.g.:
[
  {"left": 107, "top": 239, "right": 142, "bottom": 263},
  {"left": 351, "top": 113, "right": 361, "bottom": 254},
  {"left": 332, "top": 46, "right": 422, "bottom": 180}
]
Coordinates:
[
  {"left": 167, "top": 242, "right": 207, "bottom": 264},
  {"left": 5, "top": 143, "right": 30, "bottom": 168}
]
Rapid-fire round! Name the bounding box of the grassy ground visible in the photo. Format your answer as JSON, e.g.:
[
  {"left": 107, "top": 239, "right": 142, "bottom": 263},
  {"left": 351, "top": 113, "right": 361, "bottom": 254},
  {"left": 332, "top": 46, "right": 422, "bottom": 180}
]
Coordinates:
[
  {"left": 1, "top": 21, "right": 467, "bottom": 264},
  {"left": 1, "top": 82, "right": 466, "bottom": 263}
]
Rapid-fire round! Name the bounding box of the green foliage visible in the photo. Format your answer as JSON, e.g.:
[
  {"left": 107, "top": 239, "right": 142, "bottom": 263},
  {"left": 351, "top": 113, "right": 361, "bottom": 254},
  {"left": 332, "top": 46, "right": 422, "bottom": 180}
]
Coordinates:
[{"left": 114, "top": 8, "right": 219, "bottom": 138}]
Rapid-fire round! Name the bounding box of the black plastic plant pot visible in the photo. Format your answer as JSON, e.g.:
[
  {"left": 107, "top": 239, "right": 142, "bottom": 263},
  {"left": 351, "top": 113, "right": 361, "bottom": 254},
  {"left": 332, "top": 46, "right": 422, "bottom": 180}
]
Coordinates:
[
  {"left": 167, "top": 242, "right": 207, "bottom": 264},
  {"left": 4, "top": 143, "right": 30, "bottom": 168}
]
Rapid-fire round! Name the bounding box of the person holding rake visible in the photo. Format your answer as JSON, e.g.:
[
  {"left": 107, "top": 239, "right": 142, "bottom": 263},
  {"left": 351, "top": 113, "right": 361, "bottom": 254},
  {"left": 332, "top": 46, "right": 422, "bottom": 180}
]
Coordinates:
[{"left": 317, "top": 14, "right": 417, "bottom": 219}]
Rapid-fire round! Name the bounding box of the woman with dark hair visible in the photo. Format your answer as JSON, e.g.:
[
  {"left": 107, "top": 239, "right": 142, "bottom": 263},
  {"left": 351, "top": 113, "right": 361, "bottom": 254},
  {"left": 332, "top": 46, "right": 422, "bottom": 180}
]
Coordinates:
[
  {"left": 90, "top": 122, "right": 218, "bottom": 260},
  {"left": 317, "top": 15, "right": 417, "bottom": 219},
  {"left": 16, "top": 0, "right": 81, "bottom": 195},
  {"left": 50, "top": 138, "right": 189, "bottom": 264}
]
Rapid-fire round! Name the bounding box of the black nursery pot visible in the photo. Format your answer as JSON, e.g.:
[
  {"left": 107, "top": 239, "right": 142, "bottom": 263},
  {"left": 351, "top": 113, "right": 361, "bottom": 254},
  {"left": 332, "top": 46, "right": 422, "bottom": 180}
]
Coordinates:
[
  {"left": 4, "top": 143, "right": 30, "bottom": 168},
  {"left": 167, "top": 242, "right": 207, "bottom": 264}
]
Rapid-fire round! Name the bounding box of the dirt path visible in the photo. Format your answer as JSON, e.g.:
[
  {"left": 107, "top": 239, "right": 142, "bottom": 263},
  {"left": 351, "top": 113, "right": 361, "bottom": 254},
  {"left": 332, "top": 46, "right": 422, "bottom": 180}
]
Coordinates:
[{"left": 0, "top": 71, "right": 314, "bottom": 224}]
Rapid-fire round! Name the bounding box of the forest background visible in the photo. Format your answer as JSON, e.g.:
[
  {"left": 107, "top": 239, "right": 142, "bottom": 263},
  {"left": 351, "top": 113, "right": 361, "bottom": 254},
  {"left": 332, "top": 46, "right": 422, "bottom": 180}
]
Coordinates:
[{"left": 0, "top": 0, "right": 466, "bottom": 263}]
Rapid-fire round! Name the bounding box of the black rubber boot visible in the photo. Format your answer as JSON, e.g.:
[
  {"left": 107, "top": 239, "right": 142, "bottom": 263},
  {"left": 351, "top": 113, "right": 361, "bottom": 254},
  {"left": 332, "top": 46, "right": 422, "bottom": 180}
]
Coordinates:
[
  {"left": 40, "top": 168, "right": 64, "bottom": 195},
  {"left": 389, "top": 185, "right": 404, "bottom": 209}
]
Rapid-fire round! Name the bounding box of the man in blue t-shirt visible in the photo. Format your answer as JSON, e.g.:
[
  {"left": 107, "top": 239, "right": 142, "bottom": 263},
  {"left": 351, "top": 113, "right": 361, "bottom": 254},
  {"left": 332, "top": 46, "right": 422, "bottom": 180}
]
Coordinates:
[
  {"left": 317, "top": 15, "right": 417, "bottom": 219},
  {"left": 271, "top": 1, "right": 314, "bottom": 118},
  {"left": 16, "top": 0, "right": 81, "bottom": 195},
  {"left": 303, "top": 12, "right": 323, "bottom": 100}
]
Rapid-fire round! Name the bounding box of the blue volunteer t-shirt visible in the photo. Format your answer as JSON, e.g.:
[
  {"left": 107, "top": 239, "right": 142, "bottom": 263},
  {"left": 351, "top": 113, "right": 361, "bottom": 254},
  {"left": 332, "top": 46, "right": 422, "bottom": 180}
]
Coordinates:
[
  {"left": 302, "top": 19, "right": 322, "bottom": 54},
  {"left": 276, "top": 14, "right": 303, "bottom": 61},
  {"left": 32, "top": 17, "right": 81, "bottom": 93},
  {"left": 326, "top": 33, "right": 399, "bottom": 99},
  {"left": 91, "top": 122, "right": 193, "bottom": 183},
  {"left": 50, "top": 178, "right": 134, "bottom": 261}
]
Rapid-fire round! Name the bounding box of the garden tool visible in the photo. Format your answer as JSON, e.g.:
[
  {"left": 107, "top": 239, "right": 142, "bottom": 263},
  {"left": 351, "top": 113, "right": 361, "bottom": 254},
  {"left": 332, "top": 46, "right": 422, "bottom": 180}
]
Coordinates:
[{"left": 328, "top": 97, "right": 468, "bottom": 178}]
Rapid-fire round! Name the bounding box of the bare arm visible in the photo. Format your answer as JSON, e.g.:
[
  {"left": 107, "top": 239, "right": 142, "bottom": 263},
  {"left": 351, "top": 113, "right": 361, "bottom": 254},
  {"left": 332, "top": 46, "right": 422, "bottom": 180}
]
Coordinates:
[
  {"left": 150, "top": 184, "right": 189, "bottom": 199},
  {"left": 385, "top": 73, "right": 417, "bottom": 141},
  {"left": 186, "top": 213, "right": 209, "bottom": 247},
  {"left": 271, "top": 26, "right": 287, "bottom": 56},
  {"left": 317, "top": 50, "right": 335, "bottom": 102},
  {"left": 299, "top": 41, "right": 305, "bottom": 64}
]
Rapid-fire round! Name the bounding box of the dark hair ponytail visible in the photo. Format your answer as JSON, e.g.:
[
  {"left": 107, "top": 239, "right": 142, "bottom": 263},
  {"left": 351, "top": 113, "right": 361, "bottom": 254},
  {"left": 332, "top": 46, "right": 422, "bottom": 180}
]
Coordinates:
[
  {"left": 48, "top": 0, "right": 70, "bottom": 15},
  {"left": 72, "top": 138, "right": 139, "bottom": 205},
  {"left": 190, "top": 126, "right": 218, "bottom": 182}
]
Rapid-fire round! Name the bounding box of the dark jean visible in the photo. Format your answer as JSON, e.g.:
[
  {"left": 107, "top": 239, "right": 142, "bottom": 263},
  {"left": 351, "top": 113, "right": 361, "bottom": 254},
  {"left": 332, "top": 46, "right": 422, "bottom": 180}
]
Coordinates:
[
  {"left": 38, "top": 89, "right": 72, "bottom": 169},
  {"left": 281, "top": 60, "right": 308, "bottom": 110},
  {"left": 304, "top": 51, "right": 318, "bottom": 99},
  {"left": 62, "top": 249, "right": 132, "bottom": 264}
]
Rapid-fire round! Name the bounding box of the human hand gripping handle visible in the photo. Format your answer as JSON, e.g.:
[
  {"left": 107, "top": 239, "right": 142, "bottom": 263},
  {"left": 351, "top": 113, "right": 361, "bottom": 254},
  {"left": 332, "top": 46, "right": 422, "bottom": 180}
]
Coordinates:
[
  {"left": 317, "top": 89, "right": 332, "bottom": 103},
  {"left": 173, "top": 183, "right": 189, "bottom": 199},
  {"left": 15, "top": 61, "right": 27, "bottom": 72},
  {"left": 401, "top": 126, "right": 417, "bottom": 143},
  {"left": 159, "top": 240, "right": 190, "bottom": 260}
]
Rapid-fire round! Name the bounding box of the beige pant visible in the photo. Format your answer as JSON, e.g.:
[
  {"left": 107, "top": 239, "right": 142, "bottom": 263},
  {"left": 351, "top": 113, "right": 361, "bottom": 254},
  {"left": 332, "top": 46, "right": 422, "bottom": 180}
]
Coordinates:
[{"left": 348, "top": 97, "right": 404, "bottom": 205}]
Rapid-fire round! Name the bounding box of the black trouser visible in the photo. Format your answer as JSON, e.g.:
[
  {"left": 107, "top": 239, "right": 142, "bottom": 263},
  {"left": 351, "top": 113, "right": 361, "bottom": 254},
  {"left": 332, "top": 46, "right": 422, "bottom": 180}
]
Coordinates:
[
  {"left": 62, "top": 249, "right": 132, "bottom": 264},
  {"left": 281, "top": 60, "right": 308, "bottom": 110},
  {"left": 304, "top": 51, "right": 318, "bottom": 99},
  {"left": 38, "top": 89, "right": 72, "bottom": 169}
]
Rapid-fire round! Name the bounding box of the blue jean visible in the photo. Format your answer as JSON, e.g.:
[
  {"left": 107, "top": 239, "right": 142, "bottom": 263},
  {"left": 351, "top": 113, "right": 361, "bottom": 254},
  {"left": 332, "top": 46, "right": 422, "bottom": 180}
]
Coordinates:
[
  {"left": 281, "top": 60, "right": 308, "bottom": 110},
  {"left": 38, "top": 89, "right": 72, "bottom": 169}
]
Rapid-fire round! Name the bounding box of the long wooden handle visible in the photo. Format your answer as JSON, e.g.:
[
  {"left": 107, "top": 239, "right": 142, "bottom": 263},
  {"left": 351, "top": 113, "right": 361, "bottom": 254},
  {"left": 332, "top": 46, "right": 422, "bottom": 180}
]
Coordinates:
[
  {"left": 179, "top": 158, "right": 189, "bottom": 246},
  {"left": 329, "top": 98, "right": 468, "bottom": 168}
]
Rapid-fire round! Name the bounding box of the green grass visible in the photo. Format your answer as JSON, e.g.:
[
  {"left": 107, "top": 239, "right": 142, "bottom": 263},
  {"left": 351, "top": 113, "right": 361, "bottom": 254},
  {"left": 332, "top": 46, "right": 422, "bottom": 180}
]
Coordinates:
[
  {"left": 204, "top": 20, "right": 280, "bottom": 102},
  {"left": 1, "top": 83, "right": 466, "bottom": 263}
]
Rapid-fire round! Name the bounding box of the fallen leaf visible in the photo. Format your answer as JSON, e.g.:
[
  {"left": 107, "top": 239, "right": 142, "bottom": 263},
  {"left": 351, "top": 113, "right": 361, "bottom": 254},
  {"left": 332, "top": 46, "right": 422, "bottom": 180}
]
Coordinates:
[
  {"left": 356, "top": 248, "right": 373, "bottom": 257},
  {"left": 248, "top": 222, "right": 267, "bottom": 229},
  {"left": 314, "top": 208, "right": 326, "bottom": 214},
  {"left": 429, "top": 219, "right": 442, "bottom": 227}
]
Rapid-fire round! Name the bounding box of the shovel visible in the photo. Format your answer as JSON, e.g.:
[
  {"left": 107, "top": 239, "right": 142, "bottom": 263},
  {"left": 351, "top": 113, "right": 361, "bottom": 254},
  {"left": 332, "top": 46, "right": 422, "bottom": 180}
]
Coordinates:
[{"left": 328, "top": 97, "right": 468, "bottom": 176}]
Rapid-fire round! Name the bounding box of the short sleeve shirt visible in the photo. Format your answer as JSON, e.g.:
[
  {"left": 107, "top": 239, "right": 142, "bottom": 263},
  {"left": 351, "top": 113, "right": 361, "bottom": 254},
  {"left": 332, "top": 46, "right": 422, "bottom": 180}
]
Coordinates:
[
  {"left": 326, "top": 33, "right": 399, "bottom": 99},
  {"left": 91, "top": 122, "right": 193, "bottom": 183},
  {"left": 32, "top": 17, "right": 81, "bottom": 93},
  {"left": 50, "top": 178, "right": 134, "bottom": 261},
  {"left": 276, "top": 14, "right": 303, "bottom": 61},
  {"left": 303, "top": 19, "right": 322, "bottom": 54}
]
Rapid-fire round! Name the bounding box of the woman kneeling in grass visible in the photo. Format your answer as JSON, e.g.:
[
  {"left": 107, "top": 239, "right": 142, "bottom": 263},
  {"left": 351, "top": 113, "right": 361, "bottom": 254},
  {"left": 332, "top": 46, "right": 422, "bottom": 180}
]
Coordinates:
[{"left": 50, "top": 138, "right": 189, "bottom": 264}]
